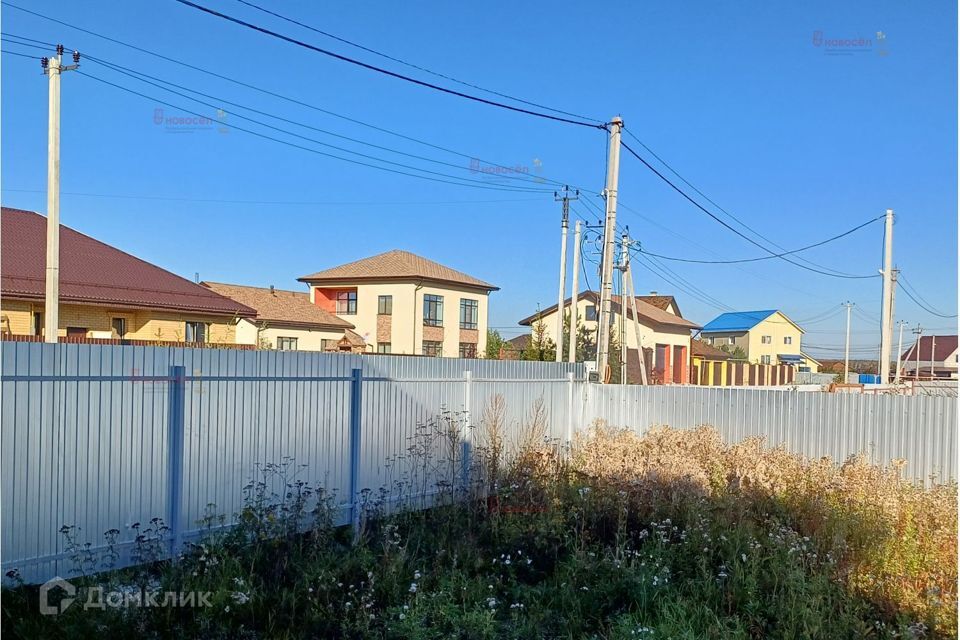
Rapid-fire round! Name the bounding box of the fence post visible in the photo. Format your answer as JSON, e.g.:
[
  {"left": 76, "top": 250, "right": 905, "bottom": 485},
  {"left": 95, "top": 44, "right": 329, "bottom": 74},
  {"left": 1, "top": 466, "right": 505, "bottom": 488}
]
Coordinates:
[
  {"left": 461, "top": 371, "right": 473, "bottom": 493},
  {"left": 349, "top": 368, "right": 362, "bottom": 540},
  {"left": 166, "top": 365, "right": 186, "bottom": 558},
  {"left": 567, "top": 372, "right": 575, "bottom": 444}
]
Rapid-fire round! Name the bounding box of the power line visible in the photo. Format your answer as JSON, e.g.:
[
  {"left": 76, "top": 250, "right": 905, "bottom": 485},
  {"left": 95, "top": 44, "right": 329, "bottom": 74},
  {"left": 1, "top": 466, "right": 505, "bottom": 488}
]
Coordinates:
[
  {"left": 897, "top": 279, "right": 958, "bottom": 319},
  {"left": 77, "top": 69, "right": 557, "bottom": 193},
  {"left": 232, "top": 0, "right": 603, "bottom": 125},
  {"left": 1, "top": 48, "right": 39, "bottom": 60},
  {"left": 619, "top": 140, "right": 878, "bottom": 279},
  {"left": 620, "top": 126, "right": 860, "bottom": 277},
  {"left": 0, "top": 22, "right": 597, "bottom": 194},
  {"left": 172, "top": 0, "right": 605, "bottom": 130},
  {"left": 82, "top": 54, "right": 560, "bottom": 191},
  {"left": 638, "top": 215, "right": 883, "bottom": 264},
  {"left": 898, "top": 272, "right": 957, "bottom": 318}
]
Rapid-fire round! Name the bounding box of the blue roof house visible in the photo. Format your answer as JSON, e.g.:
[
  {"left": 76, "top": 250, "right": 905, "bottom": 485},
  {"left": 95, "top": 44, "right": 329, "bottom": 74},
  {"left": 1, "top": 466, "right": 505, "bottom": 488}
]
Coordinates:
[{"left": 698, "top": 310, "right": 820, "bottom": 372}]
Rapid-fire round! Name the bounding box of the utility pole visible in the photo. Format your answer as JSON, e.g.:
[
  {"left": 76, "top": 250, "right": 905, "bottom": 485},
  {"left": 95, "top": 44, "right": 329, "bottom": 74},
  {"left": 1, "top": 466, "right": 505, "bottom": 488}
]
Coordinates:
[
  {"left": 619, "top": 232, "right": 628, "bottom": 385},
  {"left": 41, "top": 45, "right": 80, "bottom": 343},
  {"left": 843, "top": 302, "right": 854, "bottom": 382},
  {"left": 554, "top": 186, "right": 578, "bottom": 362},
  {"left": 878, "top": 208, "right": 895, "bottom": 382},
  {"left": 930, "top": 335, "right": 937, "bottom": 378},
  {"left": 595, "top": 116, "right": 623, "bottom": 382},
  {"left": 622, "top": 238, "right": 648, "bottom": 385},
  {"left": 895, "top": 320, "right": 907, "bottom": 383},
  {"left": 913, "top": 325, "right": 922, "bottom": 381},
  {"left": 567, "top": 220, "right": 582, "bottom": 363}
]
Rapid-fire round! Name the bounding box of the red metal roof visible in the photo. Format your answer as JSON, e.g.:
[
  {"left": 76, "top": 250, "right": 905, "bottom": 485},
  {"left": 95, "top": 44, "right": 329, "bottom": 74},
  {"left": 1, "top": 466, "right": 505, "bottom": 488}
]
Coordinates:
[
  {"left": 902, "top": 335, "right": 958, "bottom": 363},
  {"left": 2, "top": 207, "right": 255, "bottom": 317}
]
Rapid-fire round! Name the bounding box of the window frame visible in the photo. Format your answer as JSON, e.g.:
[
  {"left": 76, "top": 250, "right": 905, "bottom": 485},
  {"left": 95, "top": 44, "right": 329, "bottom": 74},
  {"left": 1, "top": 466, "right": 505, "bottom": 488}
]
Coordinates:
[
  {"left": 32, "top": 311, "right": 43, "bottom": 336},
  {"left": 423, "top": 294, "right": 444, "bottom": 327},
  {"left": 584, "top": 305, "right": 598, "bottom": 322},
  {"left": 376, "top": 343, "right": 392, "bottom": 354},
  {"left": 336, "top": 291, "right": 357, "bottom": 315},
  {"left": 185, "top": 321, "right": 207, "bottom": 343},
  {"left": 111, "top": 317, "right": 127, "bottom": 339},
  {"left": 459, "top": 298, "right": 479, "bottom": 330},
  {"left": 422, "top": 340, "right": 442, "bottom": 357},
  {"left": 761, "top": 335, "right": 772, "bottom": 344},
  {"left": 784, "top": 336, "right": 793, "bottom": 345},
  {"left": 277, "top": 336, "right": 298, "bottom": 351},
  {"left": 377, "top": 295, "right": 393, "bottom": 315},
  {"left": 459, "top": 342, "right": 477, "bottom": 358}
]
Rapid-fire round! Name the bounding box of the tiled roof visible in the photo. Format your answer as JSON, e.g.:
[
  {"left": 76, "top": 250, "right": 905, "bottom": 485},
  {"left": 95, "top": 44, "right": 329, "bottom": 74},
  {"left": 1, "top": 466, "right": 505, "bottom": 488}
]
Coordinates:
[
  {"left": 298, "top": 249, "right": 498, "bottom": 291},
  {"left": 637, "top": 295, "right": 677, "bottom": 314},
  {"left": 518, "top": 291, "right": 699, "bottom": 330},
  {"left": 2, "top": 207, "right": 255, "bottom": 317},
  {"left": 506, "top": 334, "right": 530, "bottom": 349},
  {"left": 202, "top": 282, "right": 352, "bottom": 329},
  {"left": 701, "top": 310, "right": 779, "bottom": 333},
  {"left": 902, "top": 335, "right": 958, "bottom": 362},
  {"left": 690, "top": 339, "right": 731, "bottom": 360}
]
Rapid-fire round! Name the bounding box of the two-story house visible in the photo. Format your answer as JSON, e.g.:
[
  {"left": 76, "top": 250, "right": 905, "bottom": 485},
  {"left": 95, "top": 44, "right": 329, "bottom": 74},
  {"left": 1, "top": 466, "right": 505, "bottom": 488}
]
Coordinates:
[
  {"left": 517, "top": 291, "right": 700, "bottom": 383},
  {"left": 698, "top": 310, "right": 819, "bottom": 372},
  {"left": 298, "top": 250, "right": 498, "bottom": 357},
  {"left": 1, "top": 207, "right": 255, "bottom": 343}
]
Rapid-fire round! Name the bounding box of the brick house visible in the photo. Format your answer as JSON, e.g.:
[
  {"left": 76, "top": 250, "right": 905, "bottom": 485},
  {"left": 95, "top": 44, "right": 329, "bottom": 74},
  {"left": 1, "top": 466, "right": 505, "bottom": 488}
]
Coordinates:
[{"left": 298, "top": 250, "right": 498, "bottom": 357}]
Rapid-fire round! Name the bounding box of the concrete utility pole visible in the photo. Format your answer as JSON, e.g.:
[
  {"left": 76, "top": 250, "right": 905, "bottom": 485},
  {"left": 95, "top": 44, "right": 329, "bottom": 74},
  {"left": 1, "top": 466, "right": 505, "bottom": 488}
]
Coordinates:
[
  {"left": 930, "top": 335, "right": 936, "bottom": 378},
  {"left": 895, "top": 320, "right": 907, "bottom": 383},
  {"left": 619, "top": 232, "right": 628, "bottom": 385},
  {"left": 567, "top": 220, "right": 582, "bottom": 363},
  {"left": 595, "top": 116, "right": 623, "bottom": 381},
  {"left": 622, "top": 240, "right": 648, "bottom": 385},
  {"left": 843, "top": 302, "right": 855, "bottom": 382},
  {"left": 878, "top": 209, "right": 895, "bottom": 381},
  {"left": 554, "top": 186, "right": 578, "bottom": 362},
  {"left": 41, "top": 46, "right": 80, "bottom": 343},
  {"left": 913, "top": 325, "right": 923, "bottom": 381}
]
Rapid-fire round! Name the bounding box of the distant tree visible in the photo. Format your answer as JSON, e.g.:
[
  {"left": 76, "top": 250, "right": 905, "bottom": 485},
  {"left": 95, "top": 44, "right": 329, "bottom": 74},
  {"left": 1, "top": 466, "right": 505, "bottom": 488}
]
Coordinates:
[
  {"left": 561, "top": 310, "right": 596, "bottom": 362},
  {"left": 522, "top": 316, "right": 556, "bottom": 361},
  {"left": 485, "top": 329, "right": 505, "bottom": 359},
  {"left": 719, "top": 343, "right": 747, "bottom": 360}
]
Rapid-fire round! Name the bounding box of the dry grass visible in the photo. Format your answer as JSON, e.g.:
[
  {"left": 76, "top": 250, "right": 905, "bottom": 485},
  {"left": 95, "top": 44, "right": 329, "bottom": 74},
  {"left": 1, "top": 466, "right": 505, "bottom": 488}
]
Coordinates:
[{"left": 572, "top": 423, "right": 959, "bottom": 636}]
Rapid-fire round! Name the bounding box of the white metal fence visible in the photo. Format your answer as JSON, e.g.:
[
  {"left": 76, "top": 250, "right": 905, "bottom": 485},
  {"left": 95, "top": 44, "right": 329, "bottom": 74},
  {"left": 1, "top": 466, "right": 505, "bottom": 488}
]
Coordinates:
[{"left": 2, "top": 343, "right": 954, "bottom": 583}]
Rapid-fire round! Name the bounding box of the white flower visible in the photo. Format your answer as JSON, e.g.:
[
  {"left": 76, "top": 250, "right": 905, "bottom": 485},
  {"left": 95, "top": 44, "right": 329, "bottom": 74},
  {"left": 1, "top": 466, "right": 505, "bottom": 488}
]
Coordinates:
[
  {"left": 487, "top": 597, "right": 497, "bottom": 608},
  {"left": 413, "top": 570, "right": 421, "bottom": 580},
  {"left": 409, "top": 582, "right": 418, "bottom": 593},
  {"left": 399, "top": 613, "right": 406, "bottom": 620},
  {"left": 231, "top": 591, "right": 250, "bottom": 605}
]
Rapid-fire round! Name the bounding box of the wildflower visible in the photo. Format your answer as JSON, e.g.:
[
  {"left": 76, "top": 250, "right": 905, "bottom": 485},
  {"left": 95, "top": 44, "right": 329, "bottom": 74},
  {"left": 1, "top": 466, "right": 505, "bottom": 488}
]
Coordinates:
[
  {"left": 399, "top": 613, "right": 406, "bottom": 620},
  {"left": 487, "top": 597, "right": 497, "bottom": 608},
  {"left": 409, "top": 582, "right": 418, "bottom": 593},
  {"left": 413, "top": 570, "right": 421, "bottom": 580},
  {"left": 231, "top": 591, "right": 250, "bottom": 605}
]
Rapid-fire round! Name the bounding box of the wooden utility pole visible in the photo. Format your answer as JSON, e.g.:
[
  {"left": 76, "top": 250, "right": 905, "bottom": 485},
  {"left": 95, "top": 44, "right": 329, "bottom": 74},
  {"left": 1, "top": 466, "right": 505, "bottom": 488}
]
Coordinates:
[
  {"left": 595, "top": 117, "right": 623, "bottom": 381},
  {"left": 41, "top": 45, "right": 79, "bottom": 342},
  {"left": 554, "top": 186, "right": 578, "bottom": 362},
  {"left": 567, "top": 220, "right": 582, "bottom": 363}
]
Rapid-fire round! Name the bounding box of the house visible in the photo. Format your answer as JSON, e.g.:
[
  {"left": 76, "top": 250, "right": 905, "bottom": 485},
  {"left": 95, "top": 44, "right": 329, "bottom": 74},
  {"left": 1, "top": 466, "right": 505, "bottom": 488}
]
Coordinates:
[
  {"left": 900, "top": 335, "right": 958, "bottom": 379},
  {"left": 298, "top": 250, "right": 498, "bottom": 358},
  {"left": 0, "top": 207, "right": 255, "bottom": 343},
  {"left": 517, "top": 291, "right": 700, "bottom": 383},
  {"left": 690, "top": 338, "right": 731, "bottom": 384},
  {"left": 201, "top": 282, "right": 361, "bottom": 351},
  {"left": 698, "top": 310, "right": 819, "bottom": 372},
  {"left": 499, "top": 334, "right": 530, "bottom": 360}
]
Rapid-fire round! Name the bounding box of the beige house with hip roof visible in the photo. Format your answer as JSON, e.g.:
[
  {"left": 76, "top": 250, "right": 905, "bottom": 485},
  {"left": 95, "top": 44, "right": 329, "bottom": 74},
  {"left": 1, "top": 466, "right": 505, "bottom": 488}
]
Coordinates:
[
  {"left": 202, "top": 281, "right": 361, "bottom": 351},
  {"left": 698, "top": 309, "right": 819, "bottom": 372},
  {"left": 298, "top": 250, "right": 498, "bottom": 357}
]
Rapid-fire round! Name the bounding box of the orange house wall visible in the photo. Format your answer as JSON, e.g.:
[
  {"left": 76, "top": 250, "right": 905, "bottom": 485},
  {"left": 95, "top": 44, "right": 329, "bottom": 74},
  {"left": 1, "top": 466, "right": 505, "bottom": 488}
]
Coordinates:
[{"left": 313, "top": 287, "right": 354, "bottom": 313}]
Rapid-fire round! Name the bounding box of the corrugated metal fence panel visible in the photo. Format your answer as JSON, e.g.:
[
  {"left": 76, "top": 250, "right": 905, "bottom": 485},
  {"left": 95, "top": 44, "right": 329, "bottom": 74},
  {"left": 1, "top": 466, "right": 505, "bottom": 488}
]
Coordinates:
[{"left": 585, "top": 385, "right": 956, "bottom": 483}]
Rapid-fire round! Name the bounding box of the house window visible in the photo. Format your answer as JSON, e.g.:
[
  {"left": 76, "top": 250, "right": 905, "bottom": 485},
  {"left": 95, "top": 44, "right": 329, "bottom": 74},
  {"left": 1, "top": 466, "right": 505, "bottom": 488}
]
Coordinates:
[
  {"left": 32, "top": 311, "right": 43, "bottom": 336},
  {"left": 761, "top": 335, "right": 772, "bottom": 344},
  {"left": 277, "top": 337, "right": 298, "bottom": 351},
  {"left": 422, "top": 340, "right": 442, "bottom": 357},
  {"left": 784, "top": 336, "right": 793, "bottom": 345},
  {"left": 185, "top": 321, "right": 207, "bottom": 343},
  {"left": 66, "top": 327, "right": 87, "bottom": 338},
  {"left": 459, "top": 342, "right": 477, "bottom": 358},
  {"left": 585, "top": 305, "right": 597, "bottom": 321},
  {"left": 760, "top": 355, "right": 772, "bottom": 364},
  {"left": 378, "top": 295, "right": 392, "bottom": 315},
  {"left": 336, "top": 291, "right": 357, "bottom": 315},
  {"left": 321, "top": 339, "right": 338, "bottom": 351},
  {"left": 460, "top": 299, "right": 478, "bottom": 330},
  {"left": 705, "top": 337, "right": 714, "bottom": 345},
  {"left": 111, "top": 317, "right": 127, "bottom": 339},
  {"left": 728, "top": 337, "right": 735, "bottom": 345},
  {"left": 423, "top": 294, "right": 443, "bottom": 327},
  {"left": 377, "top": 343, "right": 391, "bottom": 354}
]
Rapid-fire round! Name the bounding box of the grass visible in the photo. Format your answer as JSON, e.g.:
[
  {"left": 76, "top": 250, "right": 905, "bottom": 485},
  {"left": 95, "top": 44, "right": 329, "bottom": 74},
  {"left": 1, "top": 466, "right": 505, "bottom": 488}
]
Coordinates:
[{"left": 2, "top": 402, "right": 956, "bottom": 639}]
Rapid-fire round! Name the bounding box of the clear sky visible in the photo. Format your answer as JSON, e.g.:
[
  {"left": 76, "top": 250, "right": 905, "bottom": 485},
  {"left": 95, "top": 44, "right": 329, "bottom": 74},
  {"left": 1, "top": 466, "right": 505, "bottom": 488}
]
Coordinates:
[{"left": 2, "top": 0, "right": 956, "bottom": 359}]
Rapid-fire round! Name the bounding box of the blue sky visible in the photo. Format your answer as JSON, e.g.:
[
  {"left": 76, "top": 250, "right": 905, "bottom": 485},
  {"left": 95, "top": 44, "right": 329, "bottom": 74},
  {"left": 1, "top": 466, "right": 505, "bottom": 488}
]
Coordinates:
[{"left": 2, "top": 0, "right": 956, "bottom": 358}]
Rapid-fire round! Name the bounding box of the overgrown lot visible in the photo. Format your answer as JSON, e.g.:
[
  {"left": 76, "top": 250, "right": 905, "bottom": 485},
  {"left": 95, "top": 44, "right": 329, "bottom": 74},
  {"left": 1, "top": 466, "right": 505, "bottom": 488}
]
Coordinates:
[{"left": 3, "top": 405, "right": 956, "bottom": 639}]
